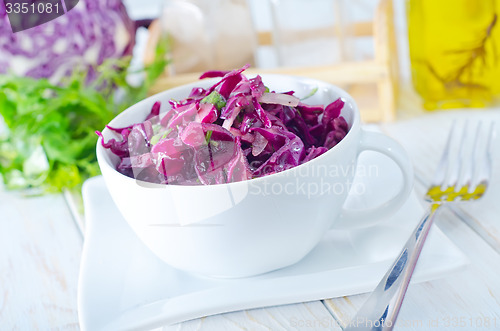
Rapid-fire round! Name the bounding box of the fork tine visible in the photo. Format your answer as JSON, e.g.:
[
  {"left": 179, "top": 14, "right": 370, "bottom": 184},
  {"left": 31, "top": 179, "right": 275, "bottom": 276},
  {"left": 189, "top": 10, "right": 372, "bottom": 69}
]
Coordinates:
[
  {"left": 427, "top": 121, "right": 494, "bottom": 202},
  {"left": 448, "top": 122, "right": 480, "bottom": 201},
  {"left": 482, "top": 122, "right": 495, "bottom": 183},
  {"left": 448, "top": 122, "right": 468, "bottom": 187},
  {"left": 431, "top": 120, "right": 455, "bottom": 186},
  {"left": 469, "top": 122, "right": 495, "bottom": 199},
  {"left": 469, "top": 121, "right": 484, "bottom": 187},
  {"left": 426, "top": 121, "right": 457, "bottom": 200}
]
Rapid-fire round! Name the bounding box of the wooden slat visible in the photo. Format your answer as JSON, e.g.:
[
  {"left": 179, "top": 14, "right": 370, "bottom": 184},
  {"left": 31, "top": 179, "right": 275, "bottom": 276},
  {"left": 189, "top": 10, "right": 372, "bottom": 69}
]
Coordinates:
[
  {"left": 352, "top": 21, "right": 373, "bottom": 37},
  {"left": 149, "top": 61, "right": 386, "bottom": 94},
  {"left": 148, "top": 62, "right": 388, "bottom": 123},
  {"left": 257, "top": 31, "right": 273, "bottom": 46},
  {"left": 373, "top": 0, "right": 397, "bottom": 122},
  {"left": 255, "top": 21, "right": 373, "bottom": 47}
]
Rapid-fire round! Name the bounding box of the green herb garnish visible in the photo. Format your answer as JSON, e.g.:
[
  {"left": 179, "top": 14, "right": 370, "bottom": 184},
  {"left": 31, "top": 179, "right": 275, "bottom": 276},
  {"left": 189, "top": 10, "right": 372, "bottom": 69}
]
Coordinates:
[
  {"left": 205, "top": 130, "right": 213, "bottom": 145},
  {"left": 301, "top": 86, "right": 318, "bottom": 101},
  {"left": 201, "top": 90, "right": 226, "bottom": 110},
  {"left": 150, "top": 128, "right": 173, "bottom": 146},
  {"left": 0, "top": 45, "right": 168, "bottom": 193}
]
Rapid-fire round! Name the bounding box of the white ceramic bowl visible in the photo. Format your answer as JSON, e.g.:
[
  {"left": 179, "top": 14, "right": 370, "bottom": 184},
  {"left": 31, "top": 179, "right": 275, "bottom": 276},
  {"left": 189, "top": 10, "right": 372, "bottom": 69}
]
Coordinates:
[{"left": 97, "top": 74, "right": 413, "bottom": 278}]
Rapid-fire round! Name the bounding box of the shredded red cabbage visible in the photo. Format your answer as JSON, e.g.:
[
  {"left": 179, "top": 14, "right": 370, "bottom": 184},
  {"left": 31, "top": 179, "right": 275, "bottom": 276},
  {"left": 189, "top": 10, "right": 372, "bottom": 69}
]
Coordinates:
[{"left": 98, "top": 66, "right": 349, "bottom": 185}]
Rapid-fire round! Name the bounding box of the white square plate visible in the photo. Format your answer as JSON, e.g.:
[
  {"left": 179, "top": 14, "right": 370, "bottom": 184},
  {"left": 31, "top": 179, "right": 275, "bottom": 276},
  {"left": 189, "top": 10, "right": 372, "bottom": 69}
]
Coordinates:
[{"left": 78, "top": 153, "right": 469, "bottom": 330}]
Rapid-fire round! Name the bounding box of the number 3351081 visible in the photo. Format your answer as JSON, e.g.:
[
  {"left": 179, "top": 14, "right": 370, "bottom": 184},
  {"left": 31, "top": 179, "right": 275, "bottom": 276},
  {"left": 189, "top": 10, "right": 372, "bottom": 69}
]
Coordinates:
[{"left": 5, "top": 2, "right": 60, "bottom": 14}]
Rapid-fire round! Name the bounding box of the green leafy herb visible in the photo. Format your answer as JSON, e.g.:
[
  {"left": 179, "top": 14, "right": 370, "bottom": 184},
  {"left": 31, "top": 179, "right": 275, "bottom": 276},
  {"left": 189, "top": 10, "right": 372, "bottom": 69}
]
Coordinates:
[
  {"left": 150, "top": 127, "right": 172, "bottom": 146},
  {"left": 0, "top": 45, "right": 168, "bottom": 193},
  {"left": 301, "top": 86, "right": 318, "bottom": 100},
  {"left": 201, "top": 90, "right": 226, "bottom": 110},
  {"left": 205, "top": 130, "right": 213, "bottom": 145}
]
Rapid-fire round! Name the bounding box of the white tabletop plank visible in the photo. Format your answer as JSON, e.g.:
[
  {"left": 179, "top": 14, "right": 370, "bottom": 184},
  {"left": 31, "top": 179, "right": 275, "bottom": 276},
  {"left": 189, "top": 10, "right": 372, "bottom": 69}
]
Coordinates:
[
  {"left": 160, "top": 302, "right": 341, "bottom": 330},
  {"left": 0, "top": 191, "right": 82, "bottom": 330}
]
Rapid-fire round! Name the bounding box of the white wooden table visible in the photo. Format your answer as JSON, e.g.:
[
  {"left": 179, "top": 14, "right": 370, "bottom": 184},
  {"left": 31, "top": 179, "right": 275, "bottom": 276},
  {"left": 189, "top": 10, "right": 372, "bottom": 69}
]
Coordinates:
[{"left": 2, "top": 106, "right": 500, "bottom": 330}]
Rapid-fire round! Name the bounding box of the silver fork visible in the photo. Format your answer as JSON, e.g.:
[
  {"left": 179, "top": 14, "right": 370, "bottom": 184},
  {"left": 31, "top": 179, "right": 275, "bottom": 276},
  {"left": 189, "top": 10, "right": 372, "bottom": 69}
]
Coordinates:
[{"left": 344, "top": 121, "right": 495, "bottom": 331}]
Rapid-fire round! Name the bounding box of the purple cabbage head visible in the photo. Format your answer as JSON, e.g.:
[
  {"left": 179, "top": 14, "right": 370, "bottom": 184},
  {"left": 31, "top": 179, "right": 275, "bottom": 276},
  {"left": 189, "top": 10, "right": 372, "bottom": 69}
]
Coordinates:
[{"left": 0, "top": 0, "right": 135, "bottom": 83}]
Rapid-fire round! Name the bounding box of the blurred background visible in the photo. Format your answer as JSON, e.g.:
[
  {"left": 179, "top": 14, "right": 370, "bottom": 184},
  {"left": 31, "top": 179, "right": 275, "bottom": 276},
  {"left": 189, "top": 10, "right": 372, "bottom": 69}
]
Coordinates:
[
  {"left": 123, "top": 0, "right": 409, "bottom": 79},
  {"left": 1, "top": 0, "right": 498, "bottom": 193}
]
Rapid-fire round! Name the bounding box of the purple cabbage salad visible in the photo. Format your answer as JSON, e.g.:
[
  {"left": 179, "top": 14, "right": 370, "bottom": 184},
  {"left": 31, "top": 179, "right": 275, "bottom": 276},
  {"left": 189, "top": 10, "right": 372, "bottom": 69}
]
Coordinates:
[{"left": 97, "top": 65, "right": 349, "bottom": 185}]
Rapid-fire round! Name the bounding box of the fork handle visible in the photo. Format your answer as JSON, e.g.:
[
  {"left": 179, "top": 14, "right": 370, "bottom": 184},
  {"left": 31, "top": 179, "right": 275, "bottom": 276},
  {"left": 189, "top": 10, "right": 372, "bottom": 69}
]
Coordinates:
[{"left": 344, "top": 204, "right": 440, "bottom": 330}]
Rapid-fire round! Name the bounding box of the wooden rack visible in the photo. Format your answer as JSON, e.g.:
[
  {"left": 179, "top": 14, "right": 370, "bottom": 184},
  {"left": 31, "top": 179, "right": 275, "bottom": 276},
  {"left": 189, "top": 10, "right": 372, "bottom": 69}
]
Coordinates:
[{"left": 145, "top": 0, "right": 398, "bottom": 122}]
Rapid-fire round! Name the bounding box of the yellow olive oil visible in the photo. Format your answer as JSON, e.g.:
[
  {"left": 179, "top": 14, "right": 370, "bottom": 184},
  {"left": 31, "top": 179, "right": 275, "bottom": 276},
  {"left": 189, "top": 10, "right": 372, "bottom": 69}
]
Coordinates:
[{"left": 407, "top": 0, "right": 500, "bottom": 110}]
